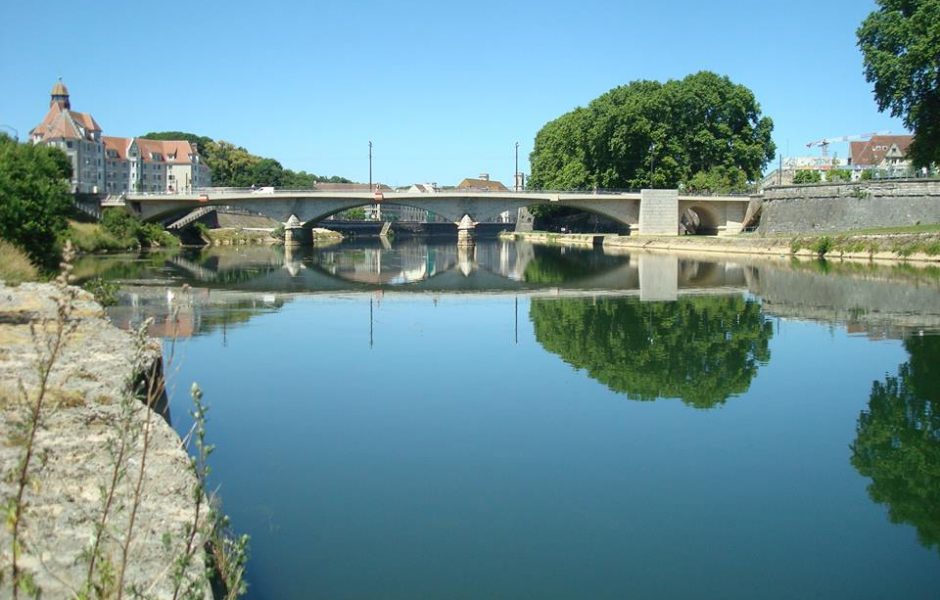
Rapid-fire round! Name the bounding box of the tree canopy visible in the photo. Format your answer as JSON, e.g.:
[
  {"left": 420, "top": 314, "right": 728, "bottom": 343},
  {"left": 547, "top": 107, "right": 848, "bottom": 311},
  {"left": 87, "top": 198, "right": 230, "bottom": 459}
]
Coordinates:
[
  {"left": 527, "top": 71, "right": 776, "bottom": 192},
  {"left": 0, "top": 134, "right": 73, "bottom": 270},
  {"left": 530, "top": 295, "right": 773, "bottom": 408},
  {"left": 858, "top": 0, "right": 940, "bottom": 167},
  {"left": 142, "top": 131, "right": 353, "bottom": 188},
  {"left": 851, "top": 335, "right": 940, "bottom": 551}
]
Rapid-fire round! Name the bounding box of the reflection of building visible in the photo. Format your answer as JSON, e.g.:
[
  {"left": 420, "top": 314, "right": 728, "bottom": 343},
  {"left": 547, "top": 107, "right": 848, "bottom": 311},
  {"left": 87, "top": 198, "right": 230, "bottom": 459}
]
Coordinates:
[{"left": 29, "top": 80, "right": 211, "bottom": 194}]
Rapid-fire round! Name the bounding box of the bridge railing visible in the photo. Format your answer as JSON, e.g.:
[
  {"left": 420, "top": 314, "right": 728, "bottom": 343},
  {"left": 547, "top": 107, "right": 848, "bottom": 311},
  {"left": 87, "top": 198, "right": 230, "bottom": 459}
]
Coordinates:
[{"left": 125, "top": 186, "right": 751, "bottom": 198}]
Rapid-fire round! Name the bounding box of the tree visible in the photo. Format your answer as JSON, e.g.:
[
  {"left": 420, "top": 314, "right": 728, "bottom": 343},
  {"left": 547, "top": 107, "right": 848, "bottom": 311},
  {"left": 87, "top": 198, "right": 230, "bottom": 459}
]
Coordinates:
[
  {"left": 530, "top": 295, "right": 773, "bottom": 408},
  {"left": 792, "top": 170, "right": 822, "bottom": 184},
  {"left": 144, "top": 131, "right": 353, "bottom": 188},
  {"left": 851, "top": 335, "right": 940, "bottom": 551},
  {"left": 858, "top": 0, "right": 940, "bottom": 166},
  {"left": 0, "top": 134, "right": 73, "bottom": 270},
  {"left": 528, "top": 71, "right": 776, "bottom": 191}
]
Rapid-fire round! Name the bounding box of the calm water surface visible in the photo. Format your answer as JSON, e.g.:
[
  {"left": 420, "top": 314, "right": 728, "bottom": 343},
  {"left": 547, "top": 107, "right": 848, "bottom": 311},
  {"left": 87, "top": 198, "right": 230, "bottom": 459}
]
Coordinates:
[{"left": 78, "top": 239, "right": 940, "bottom": 599}]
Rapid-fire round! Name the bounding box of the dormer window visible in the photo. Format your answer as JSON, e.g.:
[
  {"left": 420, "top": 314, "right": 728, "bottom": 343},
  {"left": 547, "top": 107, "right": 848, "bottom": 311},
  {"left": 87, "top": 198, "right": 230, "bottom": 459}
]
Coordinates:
[{"left": 151, "top": 152, "right": 163, "bottom": 161}]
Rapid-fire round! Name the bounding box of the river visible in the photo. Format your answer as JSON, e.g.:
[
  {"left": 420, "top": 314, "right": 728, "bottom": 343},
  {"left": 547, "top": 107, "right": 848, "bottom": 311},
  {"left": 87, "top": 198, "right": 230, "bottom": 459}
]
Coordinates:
[{"left": 75, "top": 238, "right": 940, "bottom": 599}]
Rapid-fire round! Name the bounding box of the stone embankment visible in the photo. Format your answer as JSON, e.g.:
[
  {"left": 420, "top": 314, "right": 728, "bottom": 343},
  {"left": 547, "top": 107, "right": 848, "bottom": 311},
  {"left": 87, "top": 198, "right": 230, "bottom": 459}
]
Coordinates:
[
  {"left": 0, "top": 282, "right": 209, "bottom": 598},
  {"left": 502, "top": 231, "right": 940, "bottom": 263},
  {"left": 758, "top": 179, "right": 940, "bottom": 234}
]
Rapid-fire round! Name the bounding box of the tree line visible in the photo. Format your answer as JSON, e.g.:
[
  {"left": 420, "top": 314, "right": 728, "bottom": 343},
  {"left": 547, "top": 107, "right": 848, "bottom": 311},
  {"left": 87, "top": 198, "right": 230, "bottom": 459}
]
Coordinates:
[{"left": 141, "top": 131, "right": 352, "bottom": 188}]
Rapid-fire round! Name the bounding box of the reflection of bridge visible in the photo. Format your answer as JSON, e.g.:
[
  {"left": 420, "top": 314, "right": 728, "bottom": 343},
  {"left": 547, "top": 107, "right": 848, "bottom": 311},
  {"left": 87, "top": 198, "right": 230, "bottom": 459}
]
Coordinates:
[
  {"left": 163, "top": 240, "right": 750, "bottom": 297},
  {"left": 116, "top": 188, "right": 752, "bottom": 241}
]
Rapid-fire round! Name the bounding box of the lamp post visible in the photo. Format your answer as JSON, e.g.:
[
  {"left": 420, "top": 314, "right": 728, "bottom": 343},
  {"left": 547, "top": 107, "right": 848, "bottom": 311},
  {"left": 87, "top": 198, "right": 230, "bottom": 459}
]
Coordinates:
[
  {"left": 368, "top": 140, "right": 373, "bottom": 189},
  {"left": 514, "top": 141, "right": 519, "bottom": 191},
  {"left": 0, "top": 124, "right": 18, "bottom": 142},
  {"left": 648, "top": 142, "right": 656, "bottom": 188}
]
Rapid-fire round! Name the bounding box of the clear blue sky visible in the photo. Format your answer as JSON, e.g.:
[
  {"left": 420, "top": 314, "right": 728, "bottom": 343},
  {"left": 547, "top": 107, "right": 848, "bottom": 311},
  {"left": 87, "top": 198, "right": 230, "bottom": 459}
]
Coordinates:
[{"left": 0, "top": 0, "right": 904, "bottom": 187}]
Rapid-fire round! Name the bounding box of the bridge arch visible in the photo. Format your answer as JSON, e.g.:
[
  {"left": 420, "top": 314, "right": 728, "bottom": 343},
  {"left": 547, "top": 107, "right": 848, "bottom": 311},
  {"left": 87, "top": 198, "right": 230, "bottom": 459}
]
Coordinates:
[{"left": 679, "top": 203, "right": 720, "bottom": 235}]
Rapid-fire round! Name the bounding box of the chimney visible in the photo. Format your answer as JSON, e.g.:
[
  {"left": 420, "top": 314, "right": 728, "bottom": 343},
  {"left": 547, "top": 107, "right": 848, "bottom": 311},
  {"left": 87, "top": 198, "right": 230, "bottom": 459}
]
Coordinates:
[{"left": 479, "top": 173, "right": 489, "bottom": 181}]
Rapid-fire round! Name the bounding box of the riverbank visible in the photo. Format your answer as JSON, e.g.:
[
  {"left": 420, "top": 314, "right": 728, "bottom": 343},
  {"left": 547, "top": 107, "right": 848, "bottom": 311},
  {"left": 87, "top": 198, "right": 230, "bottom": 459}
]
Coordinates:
[
  {"left": 0, "top": 281, "right": 211, "bottom": 597},
  {"left": 501, "top": 230, "right": 940, "bottom": 263}
]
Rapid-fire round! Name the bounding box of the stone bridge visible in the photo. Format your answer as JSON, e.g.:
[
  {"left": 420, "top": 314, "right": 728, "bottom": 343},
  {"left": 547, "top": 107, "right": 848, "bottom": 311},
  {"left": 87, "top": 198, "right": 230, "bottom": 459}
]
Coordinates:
[{"left": 115, "top": 188, "right": 751, "bottom": 244}]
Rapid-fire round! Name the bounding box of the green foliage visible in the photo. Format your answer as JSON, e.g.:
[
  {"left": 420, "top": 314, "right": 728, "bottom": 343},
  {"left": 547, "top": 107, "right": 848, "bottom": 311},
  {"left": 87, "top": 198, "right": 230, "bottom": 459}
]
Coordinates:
[
  {"left": 144, "top": 131, "right": 352, "bottom": 188},
  {"left": 858, "top": 0, "right": 940, "bottom": 166},
  {"left": 860, "top": 169, "right": 874, "bottom": 181},
  {"left": 339, "top": 207, "right": 367, "bottom": 220},
  {"left": 527, "top": 71, "right": 775, "bottom": 190},
  {"left": 812, "top": 236, "right": 833, "bottom": 256},
  {"left": 530, "top": 295, "right": 773, "bottom": 408},
  {"left": 852, "top": 335, "right": 940, "bottom": 551},
  {"left": 0, "top": 239, "right": 40, "bottom": 283},
  {"left": 826, "top": 169, "right": 852, "bottom": 182},
  {"left": 81, "top": 276, "right": 119, "bottom": 306},
  {"left": 0, "top": 134, "right": 73, "bottom": 270},
  {"left": 792, "top": 170, "right": 822, "bottom": 184},
  {"left": 100, "top": 209, "right": 178, "bottom": 248}
]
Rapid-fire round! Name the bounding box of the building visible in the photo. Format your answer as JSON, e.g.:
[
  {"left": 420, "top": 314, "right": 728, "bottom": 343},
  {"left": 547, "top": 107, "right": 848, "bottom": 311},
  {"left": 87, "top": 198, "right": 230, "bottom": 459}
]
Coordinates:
[
  {"left": 456, "top": 173, "right": 508, "bottom": 192},
  {"left": 103, "top": 137, "right": 211, "bottom": 193},
  {"left": 29, "top": 79, "right": 104, "bottom": 193},
  {"left": 456, "top": 174, "right": 515, "bottom": 223},
  {"left": 849, "top": 135, "right": 914, "bottom": 173},
  {"left": 30, "top": 80, "right": 211, "bottom": 195}
]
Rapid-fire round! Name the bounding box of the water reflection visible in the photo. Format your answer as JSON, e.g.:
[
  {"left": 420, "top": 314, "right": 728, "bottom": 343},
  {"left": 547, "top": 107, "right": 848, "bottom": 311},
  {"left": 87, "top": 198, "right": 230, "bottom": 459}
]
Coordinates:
[
  {"left": 852, "top": 335, "right": 940, "bottom": 552},
  {"left": 530, "top": 295, "right": 773, "bottom": 407}
]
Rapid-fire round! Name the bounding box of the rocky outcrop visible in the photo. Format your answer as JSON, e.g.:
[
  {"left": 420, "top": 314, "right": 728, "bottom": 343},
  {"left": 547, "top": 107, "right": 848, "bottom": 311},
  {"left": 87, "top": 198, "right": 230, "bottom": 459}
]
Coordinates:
[{"left": 0, "top": 282, "right": 209, "bottom": 598}]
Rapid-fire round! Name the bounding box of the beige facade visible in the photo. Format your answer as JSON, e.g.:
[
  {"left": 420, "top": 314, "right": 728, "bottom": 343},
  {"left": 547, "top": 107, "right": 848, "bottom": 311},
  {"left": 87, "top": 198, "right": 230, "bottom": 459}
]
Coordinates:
[
  {"left": 32, "top": 81, "right": 211, "bottom": 195},
  {"left": 29, "top": 80, "right": 105, "bottom": 193}
]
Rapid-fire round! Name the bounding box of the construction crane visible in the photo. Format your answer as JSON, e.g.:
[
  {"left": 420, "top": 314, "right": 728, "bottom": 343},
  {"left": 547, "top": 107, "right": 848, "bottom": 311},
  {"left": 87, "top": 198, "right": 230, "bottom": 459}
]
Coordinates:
[{"left": 806, "top": 131, "right": 890, "bottom": 157}]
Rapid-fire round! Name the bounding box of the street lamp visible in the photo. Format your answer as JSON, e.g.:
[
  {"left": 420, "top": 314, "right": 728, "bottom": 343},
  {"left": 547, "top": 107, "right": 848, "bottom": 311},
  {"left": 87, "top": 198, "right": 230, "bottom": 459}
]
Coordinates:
[
  {"left": 368, "top": 140, "right": 373, "bottom": 189},
  {"left": 0, "top": 124, "right": 18, "bottom": 142},
  {"left": 648, "top": 142, "right": 656, "bottom": 188},
  {"left": 514, "top": 141, "right": 519, "bottom": 191}
]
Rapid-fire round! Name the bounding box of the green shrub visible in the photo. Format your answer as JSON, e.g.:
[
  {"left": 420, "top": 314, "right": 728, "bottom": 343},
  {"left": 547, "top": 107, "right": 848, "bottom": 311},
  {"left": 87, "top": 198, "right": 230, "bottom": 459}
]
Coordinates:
[
  {"left": 0, "top": 239, "right": 40, "bottom": 283},
  {"left": 82, "top": 276, "right": 119, "bottom": 306},
  {"left": 793, "top": 170, "right": 822, "bottom": 184},
  {"left": 812, "top": 236, "right": 833, "bottom": 256},
  {"left": 0, "top": 134, "right": 73, "bottom": 270}
]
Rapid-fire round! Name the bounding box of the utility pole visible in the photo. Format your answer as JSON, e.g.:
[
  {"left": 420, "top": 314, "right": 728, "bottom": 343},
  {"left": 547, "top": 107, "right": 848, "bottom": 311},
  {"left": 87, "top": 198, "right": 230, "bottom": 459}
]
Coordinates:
[{"left": 514, "top": 141, "right": 519, "bottom": 191}]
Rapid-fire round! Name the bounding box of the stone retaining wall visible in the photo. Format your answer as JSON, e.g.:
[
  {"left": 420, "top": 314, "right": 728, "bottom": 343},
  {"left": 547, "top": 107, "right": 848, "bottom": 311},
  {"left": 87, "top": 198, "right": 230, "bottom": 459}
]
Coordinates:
[{"left": 758, "top": 179, "right": 940, "bottom": 234}]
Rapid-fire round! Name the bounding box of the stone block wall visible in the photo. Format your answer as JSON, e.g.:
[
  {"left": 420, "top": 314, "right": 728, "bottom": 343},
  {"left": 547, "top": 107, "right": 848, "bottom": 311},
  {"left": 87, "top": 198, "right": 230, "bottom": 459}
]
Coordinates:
[{"left": 758, "top": 179, "right": 940, "bottom": 234}]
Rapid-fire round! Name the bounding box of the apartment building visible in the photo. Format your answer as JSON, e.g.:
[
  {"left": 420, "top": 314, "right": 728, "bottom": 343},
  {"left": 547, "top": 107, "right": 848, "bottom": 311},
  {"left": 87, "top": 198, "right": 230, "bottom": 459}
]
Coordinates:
[{"left": 31, "top": 80, "right": 211, "bottom": 194}]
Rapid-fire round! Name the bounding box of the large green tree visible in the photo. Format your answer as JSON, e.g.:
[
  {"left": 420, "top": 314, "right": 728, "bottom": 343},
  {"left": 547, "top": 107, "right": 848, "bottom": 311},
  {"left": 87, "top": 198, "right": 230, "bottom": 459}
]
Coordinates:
[
  {"left": 528, "top": 71, "right": 776, "bottom": 192},
  {"left": 0, "top": 134, "right": 73, "bottom": 270},
  {"left": 858, "top": 0, "right": 940, "bottom": 167},
  {"left": 852, "top": 335, "right": 940, "bottom": 551},
  {"left": 530, "top": 295, "right": 773, "bottom": 408}
]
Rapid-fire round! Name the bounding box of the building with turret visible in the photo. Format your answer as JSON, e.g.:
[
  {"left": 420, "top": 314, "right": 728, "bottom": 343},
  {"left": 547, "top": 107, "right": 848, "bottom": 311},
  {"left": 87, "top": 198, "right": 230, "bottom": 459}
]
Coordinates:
[
  {"left": 29, "top": 80, "right": 210, "bottom": 194},
  {"left": 29, "top": 79, "right": 105, "bottom": 193}
]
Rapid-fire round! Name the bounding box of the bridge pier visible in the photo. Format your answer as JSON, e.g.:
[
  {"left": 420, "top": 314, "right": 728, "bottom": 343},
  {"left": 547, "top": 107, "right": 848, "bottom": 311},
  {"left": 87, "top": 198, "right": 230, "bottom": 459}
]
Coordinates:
[
  {"left": 456, "top": 214, "right": 476, "bottom": 247},
  {"left": 284, "top": 215, "right": 312, "bottom": 247}
]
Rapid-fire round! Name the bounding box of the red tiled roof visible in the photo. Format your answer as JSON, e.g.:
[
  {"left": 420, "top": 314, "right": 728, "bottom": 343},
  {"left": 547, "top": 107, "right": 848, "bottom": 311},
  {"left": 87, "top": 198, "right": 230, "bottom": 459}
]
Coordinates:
[
  {"left": 456, "top": 178, "right": 508, "bottom": 191},
  {"left": 30, "top": 103, "right": 102, "bottom": 142},
  {"left": 103, "top": 136, "right": 131, "bottom": 160},
  {"left": 850, "top": 135, "right": 913, "bottom": 166}
]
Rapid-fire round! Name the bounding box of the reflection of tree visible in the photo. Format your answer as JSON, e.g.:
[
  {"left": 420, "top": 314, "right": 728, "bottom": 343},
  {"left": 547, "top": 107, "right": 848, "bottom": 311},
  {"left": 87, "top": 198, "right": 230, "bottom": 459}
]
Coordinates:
[
  {"left": 531, "top": 295, "right": 772, "bottom": 408},
  {"left": 522, "top": 246, "right": 625, "bottom": 284},
  {"left": 851, "top": 336, "right": 940, "bottom": 552}
]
